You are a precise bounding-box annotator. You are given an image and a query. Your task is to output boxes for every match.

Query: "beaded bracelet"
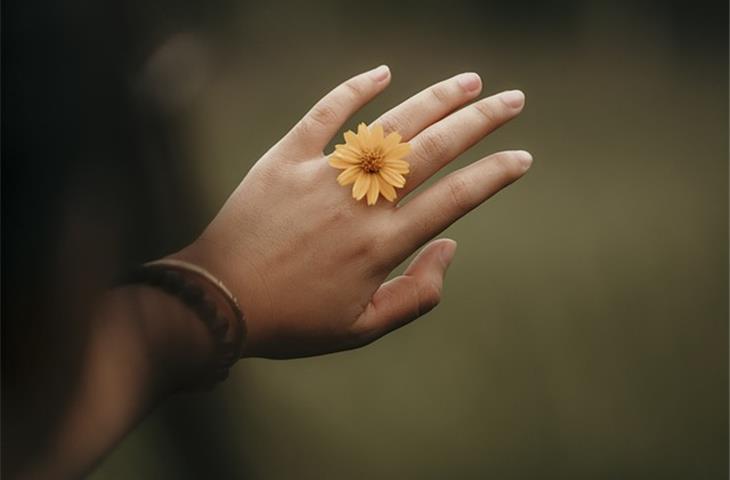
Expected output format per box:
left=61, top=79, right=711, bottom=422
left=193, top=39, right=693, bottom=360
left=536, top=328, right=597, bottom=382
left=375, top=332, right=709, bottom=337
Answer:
left=120, top=259, right=246, bottom=389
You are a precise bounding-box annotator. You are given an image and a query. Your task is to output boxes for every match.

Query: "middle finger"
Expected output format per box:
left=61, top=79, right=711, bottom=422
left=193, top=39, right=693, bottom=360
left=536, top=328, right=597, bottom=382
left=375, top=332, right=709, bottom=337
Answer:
left=373, top=72, right=483, bottom=141
left=397, top=89, right=526, bottom=198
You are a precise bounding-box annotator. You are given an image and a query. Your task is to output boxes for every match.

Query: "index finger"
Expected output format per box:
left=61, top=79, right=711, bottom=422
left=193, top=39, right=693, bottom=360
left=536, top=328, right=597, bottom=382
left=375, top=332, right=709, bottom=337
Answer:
left=283, top=65, right=392, bottom=154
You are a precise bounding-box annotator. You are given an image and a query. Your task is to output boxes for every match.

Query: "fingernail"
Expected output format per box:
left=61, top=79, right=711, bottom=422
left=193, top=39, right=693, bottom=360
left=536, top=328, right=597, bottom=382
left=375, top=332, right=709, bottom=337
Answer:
left=456, top=72, right=481, bottom=93
left=500, top=89, right=525, bottom=108
left=369, top=65, right=390, bottom=82
left=513, top=150, right=533, bottom=171
left=440, top=239, right=458, bottom=269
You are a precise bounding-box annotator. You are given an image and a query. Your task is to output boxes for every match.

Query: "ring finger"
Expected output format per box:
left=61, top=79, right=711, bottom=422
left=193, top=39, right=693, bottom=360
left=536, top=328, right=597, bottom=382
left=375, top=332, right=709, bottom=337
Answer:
left=397, top=89, right=526, bottom=198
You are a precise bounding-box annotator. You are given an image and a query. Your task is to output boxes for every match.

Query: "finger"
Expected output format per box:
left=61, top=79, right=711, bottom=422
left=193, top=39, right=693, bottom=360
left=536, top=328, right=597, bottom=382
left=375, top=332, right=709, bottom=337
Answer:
left=395, top=150, right=532, bottom=256
left=372, top=72, right=483, bottom=141
left=352, top=239, right=457, bottom=343
left=398, top=89, right=525, bottom=197
left=284, top=65, right=392, bottom=154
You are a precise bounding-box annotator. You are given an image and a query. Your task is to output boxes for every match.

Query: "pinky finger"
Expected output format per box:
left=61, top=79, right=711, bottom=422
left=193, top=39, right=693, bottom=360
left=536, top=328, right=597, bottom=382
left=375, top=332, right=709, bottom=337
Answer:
left=394, top=150, right=533, bottom=257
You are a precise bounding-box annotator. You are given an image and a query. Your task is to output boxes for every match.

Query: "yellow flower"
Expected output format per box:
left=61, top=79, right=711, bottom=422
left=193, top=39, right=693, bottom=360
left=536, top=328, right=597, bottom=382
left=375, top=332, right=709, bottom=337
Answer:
left=329, top=122, right=411, bottom=205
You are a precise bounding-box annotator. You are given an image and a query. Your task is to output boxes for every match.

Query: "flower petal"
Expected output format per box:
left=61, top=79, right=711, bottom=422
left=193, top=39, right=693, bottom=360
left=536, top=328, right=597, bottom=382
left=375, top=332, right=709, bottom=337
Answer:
left=352, top=172, right=371, bottom=200
left=377, top=175, right=397, bottom=201
left=370, top=123, right=384, bottom=145
left=384, top=159, right=410, bottom=174
left=331, top=122, right=413, bottom=205
left=379, top=167, right=406, bottom=188
left=335, top=143, right=361, bottom=158
left=382, top=131, right=402, bottom=152
left=383, top=143, right=411, bottom=162
left=343, top=131, right=361, bottom=149
left=337, top=166, right=361, bottom=185
left=366, top=174, right=380, bottom=205
left=357, top=123, right=371, bottom=148
left=329, top=155, right=359, bottom=169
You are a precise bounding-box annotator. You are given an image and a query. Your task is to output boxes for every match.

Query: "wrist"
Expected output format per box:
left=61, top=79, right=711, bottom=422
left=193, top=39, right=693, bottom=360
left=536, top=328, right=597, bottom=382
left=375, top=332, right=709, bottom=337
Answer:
left=103, top=284, right=216, bottom=393
left=169, top=237, right=263, bottom=357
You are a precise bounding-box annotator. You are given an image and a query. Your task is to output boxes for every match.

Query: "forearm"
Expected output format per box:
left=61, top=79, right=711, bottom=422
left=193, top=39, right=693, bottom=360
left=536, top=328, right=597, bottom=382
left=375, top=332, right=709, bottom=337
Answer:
left=19, top=285, right=215, bottom=479
left=14, top=66, right=530, bottom=478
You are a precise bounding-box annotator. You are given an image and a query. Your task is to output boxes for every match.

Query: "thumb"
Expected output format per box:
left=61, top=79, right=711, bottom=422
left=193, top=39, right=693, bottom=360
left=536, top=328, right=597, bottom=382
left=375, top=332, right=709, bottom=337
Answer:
left=353, top=238, right=457, bottom=344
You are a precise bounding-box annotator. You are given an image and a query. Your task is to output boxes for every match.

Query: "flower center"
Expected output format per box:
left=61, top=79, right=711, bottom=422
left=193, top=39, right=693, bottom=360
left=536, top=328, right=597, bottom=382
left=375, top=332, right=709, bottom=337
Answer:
left=360, top=149, right=384, bottom=173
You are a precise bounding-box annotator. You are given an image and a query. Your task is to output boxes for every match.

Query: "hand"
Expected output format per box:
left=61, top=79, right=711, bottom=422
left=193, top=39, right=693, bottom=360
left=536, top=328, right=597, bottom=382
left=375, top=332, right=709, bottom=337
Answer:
left=174, top=65, right=531, bottom=358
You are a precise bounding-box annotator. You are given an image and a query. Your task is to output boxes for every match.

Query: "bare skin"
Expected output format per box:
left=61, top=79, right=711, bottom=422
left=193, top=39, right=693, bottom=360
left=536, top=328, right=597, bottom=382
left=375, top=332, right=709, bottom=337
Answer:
left=21, top=66, right=531, bottom=479
left=175, top=65, right=531, bottom=358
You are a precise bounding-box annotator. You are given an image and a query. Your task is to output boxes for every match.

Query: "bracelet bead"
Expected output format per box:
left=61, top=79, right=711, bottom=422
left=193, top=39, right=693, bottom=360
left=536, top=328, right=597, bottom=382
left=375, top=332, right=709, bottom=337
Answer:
left=118, top=259, right=246, bottom=389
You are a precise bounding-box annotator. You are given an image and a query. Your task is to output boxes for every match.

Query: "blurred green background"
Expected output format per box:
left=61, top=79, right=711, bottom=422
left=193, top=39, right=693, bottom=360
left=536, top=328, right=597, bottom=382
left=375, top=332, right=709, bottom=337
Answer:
left=91, top=1, right=727, bottom=478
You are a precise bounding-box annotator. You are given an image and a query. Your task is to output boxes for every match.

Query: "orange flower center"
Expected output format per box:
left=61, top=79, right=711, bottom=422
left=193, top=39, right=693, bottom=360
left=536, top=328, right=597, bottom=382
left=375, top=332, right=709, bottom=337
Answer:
left=359, top=148, right=384, bottom=173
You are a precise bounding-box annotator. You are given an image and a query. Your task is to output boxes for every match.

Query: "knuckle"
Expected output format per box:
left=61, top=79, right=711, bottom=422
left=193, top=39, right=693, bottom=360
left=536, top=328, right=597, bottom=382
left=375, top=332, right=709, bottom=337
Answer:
left=342, top=79, right=366, bottom=100
left=327, top=203, right=355, bottom=224
left=429, top=83, right=452, bottom=105
left=378, top=112, right=410, bottom=135
left=473, top=99, right=500, bottom=124
left=446, top=174, right=474, bottom=212
left=365, top=233, right=390, bottom=266
left=348, top=229, right=386, bottom=268
left=418, top=280, right=442, bottom=314
left=419, top=129, right=451, bottom=160
left=307, top=101, right=340, bottom=129
left=348, top=306, right=378, bottom=343
left=410, top=206, right=438, bottom=237
left=349, top=237, right=372, bottom=261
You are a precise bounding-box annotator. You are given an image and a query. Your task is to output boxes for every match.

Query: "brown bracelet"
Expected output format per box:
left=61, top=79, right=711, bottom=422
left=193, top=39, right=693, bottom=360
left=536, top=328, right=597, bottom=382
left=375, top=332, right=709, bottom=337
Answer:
left=120, top=259, right=246, bottom=389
